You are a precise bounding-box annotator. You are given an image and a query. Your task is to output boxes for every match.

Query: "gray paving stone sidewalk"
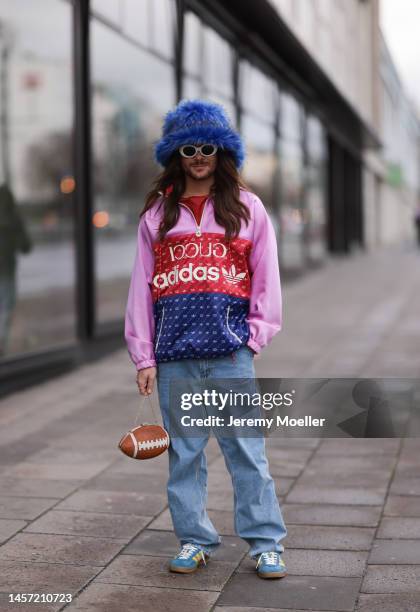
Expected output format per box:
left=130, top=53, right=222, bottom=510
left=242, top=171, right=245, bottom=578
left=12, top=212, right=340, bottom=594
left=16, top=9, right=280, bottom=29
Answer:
left=0, top=243, right=420, bottom=611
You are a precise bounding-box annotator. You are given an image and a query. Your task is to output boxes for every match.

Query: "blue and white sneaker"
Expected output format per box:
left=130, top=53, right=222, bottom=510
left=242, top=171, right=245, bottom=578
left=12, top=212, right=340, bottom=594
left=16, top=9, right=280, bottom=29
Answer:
left=255, top=551, right=287, bottom=579
left=169, top=543, right=210, bottom=574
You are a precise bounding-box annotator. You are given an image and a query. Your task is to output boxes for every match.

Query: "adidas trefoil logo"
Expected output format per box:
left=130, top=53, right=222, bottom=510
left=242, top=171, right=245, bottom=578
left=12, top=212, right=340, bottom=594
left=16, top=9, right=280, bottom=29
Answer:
left=222, top=264, right=246, bottom=284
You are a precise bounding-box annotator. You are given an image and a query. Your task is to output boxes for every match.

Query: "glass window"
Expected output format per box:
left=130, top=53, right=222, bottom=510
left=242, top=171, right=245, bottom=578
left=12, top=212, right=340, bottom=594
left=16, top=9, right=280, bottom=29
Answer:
left=92, top=0, right=175, bottom=60
left=239, top=60, right=277, bottom=123
left=278, top=92, right=305, bottom=271
left=183, top=13, right=234, bottom=102
left=238, top=68, right=279, bottom=258
left=183, top=75, right=204, bottom=100
left=0, top=0, right=75, bottom=359
left=202, top=27, right=233, bottom=100
left=281, top=91, right=303, bottom=141
left=91, top=0, right=123, bottom=26
left=123, top=0, right=150, bottom=48
left=307, top=114, right=325, bottom=159
left=305, top=114, right=327, bottom=262
left=91, top=18, right=175, bottom=327
left=150, top=0, right=175, bottom=60
left=183, top=11, right=202, bottom=78
left=241, top=114, right=277, bottom=215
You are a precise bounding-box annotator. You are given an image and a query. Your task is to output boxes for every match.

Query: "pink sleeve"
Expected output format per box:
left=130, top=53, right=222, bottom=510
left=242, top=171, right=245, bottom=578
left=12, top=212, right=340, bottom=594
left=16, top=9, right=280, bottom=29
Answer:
left=246, top=193, right=282, bottom=354
left=124, top=213, right=157, bottom=370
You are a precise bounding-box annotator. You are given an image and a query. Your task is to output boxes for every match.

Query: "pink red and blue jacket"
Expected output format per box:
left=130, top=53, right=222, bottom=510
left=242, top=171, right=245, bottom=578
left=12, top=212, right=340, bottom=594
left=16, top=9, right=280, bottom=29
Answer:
left=124, top=188, right=282, bottom=370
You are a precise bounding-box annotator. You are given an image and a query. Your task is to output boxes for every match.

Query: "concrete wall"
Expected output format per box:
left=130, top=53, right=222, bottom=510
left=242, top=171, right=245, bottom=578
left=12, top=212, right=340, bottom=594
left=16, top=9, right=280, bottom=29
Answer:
left=378, top=33, right=420, bottom=246
left=269, top=0, right=378, bottom=125
left=270, top=0, right=420, bottom=249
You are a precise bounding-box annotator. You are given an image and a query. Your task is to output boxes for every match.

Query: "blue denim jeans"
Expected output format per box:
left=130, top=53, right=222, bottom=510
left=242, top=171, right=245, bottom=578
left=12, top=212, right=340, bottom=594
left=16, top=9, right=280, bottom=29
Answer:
left=156, top=345, right=287, bottom=558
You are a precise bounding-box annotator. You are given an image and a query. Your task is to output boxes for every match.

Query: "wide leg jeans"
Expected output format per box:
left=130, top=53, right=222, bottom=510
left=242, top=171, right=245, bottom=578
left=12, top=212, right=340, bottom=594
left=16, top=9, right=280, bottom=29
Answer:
left=156, top=345, right=287, bottom=558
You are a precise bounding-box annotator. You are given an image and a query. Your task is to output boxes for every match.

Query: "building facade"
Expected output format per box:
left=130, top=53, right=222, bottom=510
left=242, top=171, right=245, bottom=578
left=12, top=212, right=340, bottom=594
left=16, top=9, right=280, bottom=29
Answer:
left=0, top=0, right=386, bottom=391
left=375, top=33, right=420, bottom=246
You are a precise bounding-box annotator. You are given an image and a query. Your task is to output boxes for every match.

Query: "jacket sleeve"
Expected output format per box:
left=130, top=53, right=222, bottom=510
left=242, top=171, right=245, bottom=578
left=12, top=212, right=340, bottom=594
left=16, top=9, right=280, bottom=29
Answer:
left=246, top=193, right=282, bottom=354
left=124, top=213, right=157, bottom=370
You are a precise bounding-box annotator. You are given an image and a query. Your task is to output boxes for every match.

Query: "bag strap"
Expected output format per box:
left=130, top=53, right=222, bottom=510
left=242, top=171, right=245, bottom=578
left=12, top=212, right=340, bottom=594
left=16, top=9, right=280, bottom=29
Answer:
left=134, top=392, right=159, bottom=428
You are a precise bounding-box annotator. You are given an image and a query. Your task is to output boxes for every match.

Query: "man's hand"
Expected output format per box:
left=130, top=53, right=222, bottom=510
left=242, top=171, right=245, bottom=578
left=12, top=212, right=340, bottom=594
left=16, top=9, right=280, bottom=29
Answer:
left=136, top=366, right=157, bottom=396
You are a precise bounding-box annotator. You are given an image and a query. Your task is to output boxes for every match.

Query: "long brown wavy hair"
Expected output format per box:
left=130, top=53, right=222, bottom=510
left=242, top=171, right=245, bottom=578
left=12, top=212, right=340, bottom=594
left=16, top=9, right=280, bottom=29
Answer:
left=141, top=149, right=251, bottom=241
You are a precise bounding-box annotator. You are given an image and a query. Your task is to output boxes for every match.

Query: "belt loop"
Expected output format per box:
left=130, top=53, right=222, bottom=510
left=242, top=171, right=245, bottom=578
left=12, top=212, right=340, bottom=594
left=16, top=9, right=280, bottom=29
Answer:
left=231, top=351, right=236, bottom=362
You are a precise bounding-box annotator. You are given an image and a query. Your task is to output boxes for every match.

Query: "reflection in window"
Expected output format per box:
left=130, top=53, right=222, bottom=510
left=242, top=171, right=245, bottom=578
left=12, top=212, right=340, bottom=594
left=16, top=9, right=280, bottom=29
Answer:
left=0, top=0, right=75, bottom=359
left=91, top=0, right=122, bottom=26
left=241, top=114, right=277, bottom=217
left=279, top=92, right=305, bottom=272
left=91, top=18, right=175, bottom=326
left=183, top=12, right=233, bottom=102
left=183, top=75, right=204, bottom=100
left=239, top=66, right=281, bottom=266
left=306, top=114, right=327, bottom=262
left=91, top=0, right=175, bottom=60
left=123, top=0, right=150, bottom=48
left=239, top=60, right=277, bottom=123
left=281, top=92, right=303, bottom=141
left=183, top=11, right=202, bottom=78
left=149, top=0, right=175, bottom=59
left=202, top=28, right=233, bottom=100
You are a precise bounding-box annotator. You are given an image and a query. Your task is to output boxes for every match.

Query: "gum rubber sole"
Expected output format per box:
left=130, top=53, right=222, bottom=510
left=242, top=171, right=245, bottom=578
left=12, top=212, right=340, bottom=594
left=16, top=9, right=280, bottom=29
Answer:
left=257, top=570, right=287, bottom=579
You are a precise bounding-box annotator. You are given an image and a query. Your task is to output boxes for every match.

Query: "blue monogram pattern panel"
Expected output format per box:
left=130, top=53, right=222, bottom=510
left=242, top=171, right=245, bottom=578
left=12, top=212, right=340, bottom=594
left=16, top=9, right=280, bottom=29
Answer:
left=153, top=293, right=250, bottom=362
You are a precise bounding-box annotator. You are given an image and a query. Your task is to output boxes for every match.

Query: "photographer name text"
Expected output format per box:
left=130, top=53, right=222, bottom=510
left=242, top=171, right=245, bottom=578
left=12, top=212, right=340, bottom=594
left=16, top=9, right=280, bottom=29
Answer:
left=180, top=415, right=326, bottom=428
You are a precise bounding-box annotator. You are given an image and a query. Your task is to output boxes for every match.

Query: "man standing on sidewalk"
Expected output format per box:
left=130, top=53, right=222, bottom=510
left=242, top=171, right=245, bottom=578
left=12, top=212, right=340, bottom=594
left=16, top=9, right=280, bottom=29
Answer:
left=125, top=98, right=287, bottom=579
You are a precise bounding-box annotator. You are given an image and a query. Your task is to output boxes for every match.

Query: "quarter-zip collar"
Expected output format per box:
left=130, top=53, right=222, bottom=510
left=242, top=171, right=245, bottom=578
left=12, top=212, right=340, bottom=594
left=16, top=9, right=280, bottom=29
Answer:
left=179, top=196, right=210, bottom=237
left=178, top=195, right=233, bottom=283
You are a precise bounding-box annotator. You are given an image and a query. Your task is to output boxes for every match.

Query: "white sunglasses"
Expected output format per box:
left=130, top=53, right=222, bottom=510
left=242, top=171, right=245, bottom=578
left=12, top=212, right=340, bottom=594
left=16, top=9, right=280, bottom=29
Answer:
left=178, top=144, right=218, bottom=158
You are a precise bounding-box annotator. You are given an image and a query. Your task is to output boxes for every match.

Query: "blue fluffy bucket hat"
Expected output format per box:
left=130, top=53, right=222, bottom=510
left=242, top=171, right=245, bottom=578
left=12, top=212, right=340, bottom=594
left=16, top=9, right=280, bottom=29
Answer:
left=154, top=98, right=245, bottom=170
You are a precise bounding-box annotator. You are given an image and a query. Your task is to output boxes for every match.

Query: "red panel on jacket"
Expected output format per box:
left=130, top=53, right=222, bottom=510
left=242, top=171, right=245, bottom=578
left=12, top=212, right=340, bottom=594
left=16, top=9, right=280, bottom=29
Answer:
left=151, top=232, right=252, bottom=302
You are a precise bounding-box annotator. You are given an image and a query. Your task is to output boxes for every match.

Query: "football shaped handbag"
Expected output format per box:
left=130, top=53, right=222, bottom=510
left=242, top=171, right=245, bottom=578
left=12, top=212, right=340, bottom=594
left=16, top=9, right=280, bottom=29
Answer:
left=118, top=393, right=170, bottom=460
